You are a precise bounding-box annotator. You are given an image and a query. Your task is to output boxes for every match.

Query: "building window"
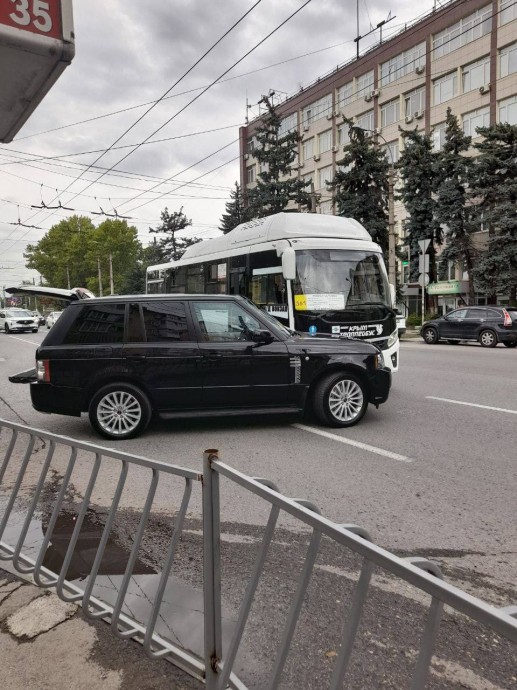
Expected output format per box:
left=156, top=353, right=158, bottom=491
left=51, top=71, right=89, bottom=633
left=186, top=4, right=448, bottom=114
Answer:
left=337, top=123, right=351, bottom=147
left=318, top=130, right=332, bottom=154
left=319, top=199, right=333, bottom=215
left=381, top=140, right=400, bottom=164
left=501, top=0, right=517, bottom=25
left=356, top=110, right=374, bottom=132
left=432, top=122, right=447, bottom=150
left=404, top=87, right=425, bottom=117
left=278, top=113, right=297, bottom=136
left=433, top=5, right=492, bottom=59
left=303, top=138, right=314, bottom=161
left=462, top=56, right=490, bottom=92
left=302, top=172, right=313, bottom=187
left=317, top=165, right=333, bottom=190
left=302, top=94, right=332, bottom=126
left=356, top=70, right=374, bottom=98
left=381, top=98, right=400, bottom=128
left=462, top=107, right=490, bottom=136
left=380, top=42, right=426, bottom=86
left=433, top=72, right=458, bottom=105
left=498, top=95, right=517, bottom=124
left=337, top=81, right=353, bottom=110
left=500, top=42, right=517, bottom=78
left=246, top=166, right=256, bottom=184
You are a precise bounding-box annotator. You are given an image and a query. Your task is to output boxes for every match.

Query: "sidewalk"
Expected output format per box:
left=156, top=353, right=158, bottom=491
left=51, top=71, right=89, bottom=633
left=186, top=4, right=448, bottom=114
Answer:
left=400, top=328, right=422, bottom=341
left=0, top=569, right=200, bottom=690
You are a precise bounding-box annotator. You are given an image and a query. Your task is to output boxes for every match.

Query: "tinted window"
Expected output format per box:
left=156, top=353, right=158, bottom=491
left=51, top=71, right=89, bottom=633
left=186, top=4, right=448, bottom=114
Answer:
left=142, top=301, right=190, bottom=342
left=466, top=308, right=487, bottom=318
left=449, top=309, right=468, bottom=319
left=192, top=301, right=261, bottom=342
left=487, top=308, right=502, bottom=319
left=64, top=304, right=125, bottom=344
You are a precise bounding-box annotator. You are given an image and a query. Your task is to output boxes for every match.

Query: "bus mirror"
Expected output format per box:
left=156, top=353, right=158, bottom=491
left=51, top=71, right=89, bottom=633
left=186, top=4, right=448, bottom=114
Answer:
left=282, top=247, right=296, bottom=281
left=389, top=283, right=396, bottom=308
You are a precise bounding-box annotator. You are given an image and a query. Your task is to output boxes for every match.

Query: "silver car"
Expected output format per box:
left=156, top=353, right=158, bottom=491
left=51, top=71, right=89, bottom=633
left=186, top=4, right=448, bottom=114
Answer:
left=0, top=308, right=39, bottom=333
left=46, top=311, right=63, bottom=329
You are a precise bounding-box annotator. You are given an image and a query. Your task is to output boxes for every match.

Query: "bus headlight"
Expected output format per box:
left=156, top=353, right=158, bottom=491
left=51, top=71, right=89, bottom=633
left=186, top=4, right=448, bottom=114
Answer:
left=387, top=328, right=398, bottom=348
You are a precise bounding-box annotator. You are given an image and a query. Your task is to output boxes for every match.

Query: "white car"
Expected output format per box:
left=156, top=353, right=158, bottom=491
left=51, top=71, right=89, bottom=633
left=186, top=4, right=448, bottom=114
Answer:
left=0, top=308, right=39, bottom=333
left=46, top=311, right=63, bottom=329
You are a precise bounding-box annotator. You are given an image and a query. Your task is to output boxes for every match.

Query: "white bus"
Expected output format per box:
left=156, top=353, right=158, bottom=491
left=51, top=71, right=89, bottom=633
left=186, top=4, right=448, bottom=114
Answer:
left=146, top=213, right=399, bottom=371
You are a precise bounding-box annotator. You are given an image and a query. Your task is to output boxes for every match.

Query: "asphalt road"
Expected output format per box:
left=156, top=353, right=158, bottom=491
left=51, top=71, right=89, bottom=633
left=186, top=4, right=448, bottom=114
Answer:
left=1, top=331, right=516, bottom=688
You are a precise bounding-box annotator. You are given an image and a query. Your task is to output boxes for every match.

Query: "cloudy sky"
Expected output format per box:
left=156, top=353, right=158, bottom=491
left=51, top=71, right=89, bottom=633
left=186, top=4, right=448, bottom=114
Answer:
left=0, top=0, right=440, bottom=288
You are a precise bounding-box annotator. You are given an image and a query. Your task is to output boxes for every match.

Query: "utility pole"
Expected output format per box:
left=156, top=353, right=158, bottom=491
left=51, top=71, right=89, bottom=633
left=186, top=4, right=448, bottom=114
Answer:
left=388, top=168, right=396, bottom=288
left=66, top=265, right=71, bottom=289
left=97, top=257, right=103, bottom=297
left=109, top=253, right=114, bottom=295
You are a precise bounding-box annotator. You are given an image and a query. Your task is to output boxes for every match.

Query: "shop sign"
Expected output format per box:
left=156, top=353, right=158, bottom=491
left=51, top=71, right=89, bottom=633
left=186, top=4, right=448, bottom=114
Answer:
left=427, top=281, right=462, bottom=295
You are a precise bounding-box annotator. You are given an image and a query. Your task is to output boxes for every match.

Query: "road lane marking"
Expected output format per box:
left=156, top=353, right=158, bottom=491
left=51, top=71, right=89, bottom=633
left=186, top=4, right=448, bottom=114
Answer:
left=427, top=396, right=517, bottom=415
left=292, top=423, right=413, bottom=463
left=7, top=335, right=40, bottom=346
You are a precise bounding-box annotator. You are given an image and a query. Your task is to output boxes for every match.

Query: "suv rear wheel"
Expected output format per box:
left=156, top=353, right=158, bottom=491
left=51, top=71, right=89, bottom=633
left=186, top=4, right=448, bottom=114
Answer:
left=479, top=330, right=497, bottom=348
left=89, top=383, right=152, bottom=440
left=313, top=372, right=368, bottom=427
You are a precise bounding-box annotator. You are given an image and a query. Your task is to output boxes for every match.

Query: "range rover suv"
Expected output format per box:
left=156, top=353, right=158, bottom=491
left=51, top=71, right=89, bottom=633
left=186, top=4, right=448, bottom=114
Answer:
left=8, top=288, right=391, bottom=440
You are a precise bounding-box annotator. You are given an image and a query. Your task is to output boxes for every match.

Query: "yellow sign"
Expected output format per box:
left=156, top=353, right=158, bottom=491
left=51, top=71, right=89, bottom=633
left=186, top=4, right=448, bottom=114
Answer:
left=294, top=295, right=307, bottom=310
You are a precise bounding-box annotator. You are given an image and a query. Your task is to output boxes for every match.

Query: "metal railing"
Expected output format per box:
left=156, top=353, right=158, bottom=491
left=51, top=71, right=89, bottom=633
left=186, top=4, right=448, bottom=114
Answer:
left=1, top=419, right=516, bottom=690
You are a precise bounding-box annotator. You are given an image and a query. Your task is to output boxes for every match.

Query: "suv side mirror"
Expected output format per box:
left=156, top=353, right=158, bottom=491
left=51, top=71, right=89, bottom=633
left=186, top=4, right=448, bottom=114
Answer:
left=252, top=329, right=274, bottom=344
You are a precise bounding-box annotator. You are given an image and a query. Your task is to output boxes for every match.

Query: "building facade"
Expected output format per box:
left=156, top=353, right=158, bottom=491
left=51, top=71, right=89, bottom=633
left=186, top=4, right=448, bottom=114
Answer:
left=239, top=0, right=517, bottom=314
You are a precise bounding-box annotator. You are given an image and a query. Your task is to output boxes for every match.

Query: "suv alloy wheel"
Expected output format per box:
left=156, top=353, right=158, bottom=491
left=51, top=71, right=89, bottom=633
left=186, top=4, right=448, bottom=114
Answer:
left=313, top=372, right=368, bottom=427
left=89, top=383, right=152, bottom=440
left=422, top=327, right=438, bottom=344
left=479, top=330, right=497, bottom=348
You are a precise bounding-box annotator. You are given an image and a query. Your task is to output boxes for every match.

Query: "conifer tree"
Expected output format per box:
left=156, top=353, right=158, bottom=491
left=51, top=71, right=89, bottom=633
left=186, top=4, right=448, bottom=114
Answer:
left=434, top=108, right=477, bottom=304
left=246, top=95, right=311, bottom=217
left=149, top=207, right=202, bottom=262
left=330, top=120, right=390, bottom=255
left=219, top=182, right=249, bottom=233
left=469, top=123, right=517, bottom=305
left=397, top=127, right=441, bottom=286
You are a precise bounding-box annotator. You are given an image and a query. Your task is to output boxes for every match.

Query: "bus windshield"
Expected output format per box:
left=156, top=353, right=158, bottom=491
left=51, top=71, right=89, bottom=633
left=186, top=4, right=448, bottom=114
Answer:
left=294, top=249, right=391, bottom=311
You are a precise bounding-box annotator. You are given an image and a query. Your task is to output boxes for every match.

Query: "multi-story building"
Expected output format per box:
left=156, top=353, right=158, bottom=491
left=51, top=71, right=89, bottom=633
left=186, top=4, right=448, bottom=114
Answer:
left=239, top=0, right=517, bottom=313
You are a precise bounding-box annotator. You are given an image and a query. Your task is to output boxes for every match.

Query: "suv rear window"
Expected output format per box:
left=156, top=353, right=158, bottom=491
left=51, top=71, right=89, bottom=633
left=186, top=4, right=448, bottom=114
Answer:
left=63, top=304, right=125, bottom=344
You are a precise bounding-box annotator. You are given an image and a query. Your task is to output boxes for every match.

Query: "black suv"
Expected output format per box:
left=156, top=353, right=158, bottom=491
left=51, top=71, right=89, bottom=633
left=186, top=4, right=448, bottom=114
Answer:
left=421, top=306, right=517, bottom=348
left=8, top=291, right=391, bottom=440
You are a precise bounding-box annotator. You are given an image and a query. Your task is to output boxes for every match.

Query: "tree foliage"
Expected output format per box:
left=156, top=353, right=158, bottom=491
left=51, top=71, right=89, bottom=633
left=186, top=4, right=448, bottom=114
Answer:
left=246, top=95, right=311, bottom=217
left=434, top=108, right=477, bottom=303
left=330, top=120, right=390, bottom=255
left=397, top=128, right=441, bottom=284
left=219, top=182, right=249, bottom=233
left=149, top=207, right=202, bottom=262
left=469, top=123, right=517, bottom=304
left=24, top=216, right=142, bottom=294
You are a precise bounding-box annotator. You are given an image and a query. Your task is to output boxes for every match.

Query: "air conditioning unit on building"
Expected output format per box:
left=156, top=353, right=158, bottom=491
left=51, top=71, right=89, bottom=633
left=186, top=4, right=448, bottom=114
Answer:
left=244, top=153, right=249, bottom=160
left=415, top=65, right=425, bottom=75
left=326, top=112, right=334, bottom=120
left=479, top=84, right=490, bottom=94
left=405, top=115, right=414, bottom=124
left=313, top=154, right=320, bottom=161
left=414, top=110, right=424, bottom=119
left=372, top=89, right=380, bottom=98
left=374, top=127, right=382, bottom=135
left=331, top=145, right=339, bottom=153
left=364, top=93, right=373, bottom=103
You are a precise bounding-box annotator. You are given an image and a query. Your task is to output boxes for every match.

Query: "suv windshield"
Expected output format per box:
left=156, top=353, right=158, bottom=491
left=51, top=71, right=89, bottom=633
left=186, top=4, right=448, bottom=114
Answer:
left=294, top=249, right=391, bottom=311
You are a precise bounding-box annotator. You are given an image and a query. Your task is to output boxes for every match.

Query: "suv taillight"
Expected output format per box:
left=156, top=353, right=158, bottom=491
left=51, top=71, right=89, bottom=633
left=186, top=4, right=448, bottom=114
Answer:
left=502, top=308, right=512, bottom=327
left=36, top=360, right=50, bottom=382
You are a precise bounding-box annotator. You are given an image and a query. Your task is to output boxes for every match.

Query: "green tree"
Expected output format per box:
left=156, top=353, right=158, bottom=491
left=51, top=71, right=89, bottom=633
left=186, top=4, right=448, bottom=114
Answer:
left=86, top=219, right=142, bottom=295
left=433, top=108, right=477, bottom=304
left=149, top=207, right=202, bottom=261
left=397, top=128, right=441, bottom=288
left=119, top=241, right=165, bottom=295
left=24, top=215, right=95, bottom=288
left=469, top=123, right=517, bottom=305
left=246, top=95, right=311, bottom=217
left=219, top=182, right=249, bottom=233
left=330, top=120, right=390, bottom=255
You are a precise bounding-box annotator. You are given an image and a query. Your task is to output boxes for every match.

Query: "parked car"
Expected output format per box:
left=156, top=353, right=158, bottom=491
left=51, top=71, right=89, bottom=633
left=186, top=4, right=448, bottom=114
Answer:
left=46, top=311, right=63, bottom=329
left=7, top=288, right=392, bottom=440
left=421, top=306, right=517, bottom=348
left=0, top=308, right=39, bottom=333
left=32, top=311, right=46, bottom=326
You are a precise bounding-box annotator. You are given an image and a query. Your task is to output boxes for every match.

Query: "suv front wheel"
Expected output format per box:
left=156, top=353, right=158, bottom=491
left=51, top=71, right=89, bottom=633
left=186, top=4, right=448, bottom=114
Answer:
left=89, top=383, right=152, bottom=440
left=313, top=372, right=368, bottom=427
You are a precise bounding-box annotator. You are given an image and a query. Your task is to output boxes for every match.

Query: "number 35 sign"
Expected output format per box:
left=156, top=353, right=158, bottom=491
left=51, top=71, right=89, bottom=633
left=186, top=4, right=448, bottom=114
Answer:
left=0, top=0, right=62, bottom=40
